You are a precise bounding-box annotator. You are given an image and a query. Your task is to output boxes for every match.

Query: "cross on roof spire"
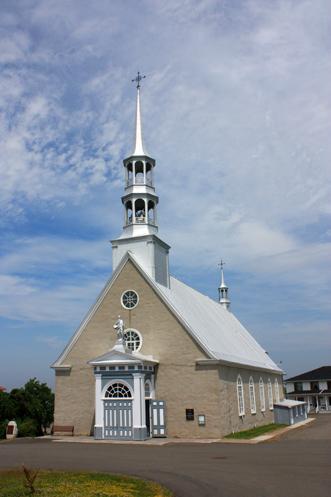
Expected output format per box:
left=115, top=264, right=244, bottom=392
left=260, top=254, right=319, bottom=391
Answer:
left=218, top=260, right=226, bottom=271
left=132, top=71, right=146, bottom=89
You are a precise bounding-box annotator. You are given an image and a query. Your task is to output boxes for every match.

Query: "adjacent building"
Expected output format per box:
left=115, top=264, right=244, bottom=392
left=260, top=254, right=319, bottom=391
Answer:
left=52, top=77, right=284, bottom=440
left=285, top=366, right=331, bottom=413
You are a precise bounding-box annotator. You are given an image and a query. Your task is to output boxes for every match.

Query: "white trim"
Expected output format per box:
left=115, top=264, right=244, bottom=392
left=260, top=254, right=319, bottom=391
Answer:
left=95, top=374, right=103, bottom=429
left=144, top=379, right=153, bottom=399
left=237, top=375, right=245, bottom=416
left=121, top=289, right=139, bottom=310
left=249, top=376, right=256, bottom=414
left=52, top=365, right=72, bottom=372
left=259, top=377, right=266, bottom=412
left=123, top=328, right=143, bottom=353
left=102, top=379, right=134, bottom=399
left=267, top=378, right=273, bottom=410
left=132, top=373, right=146, bottom=429
left=274, top=378, right=280, bottom=403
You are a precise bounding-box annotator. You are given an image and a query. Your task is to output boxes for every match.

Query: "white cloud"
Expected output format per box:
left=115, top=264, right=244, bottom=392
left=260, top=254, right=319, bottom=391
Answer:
left=0, top=0, right=330, bottom=386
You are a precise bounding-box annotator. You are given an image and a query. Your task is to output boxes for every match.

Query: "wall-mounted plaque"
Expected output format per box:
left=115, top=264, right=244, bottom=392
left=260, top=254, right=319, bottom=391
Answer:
left=186, top=408, right=194, bottom=421
left=198, top=414, right=206, bottom=426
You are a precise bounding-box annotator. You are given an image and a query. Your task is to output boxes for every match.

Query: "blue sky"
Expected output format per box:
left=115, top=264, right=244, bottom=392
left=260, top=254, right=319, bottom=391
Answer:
left=0, top=0, right=330, bottom=390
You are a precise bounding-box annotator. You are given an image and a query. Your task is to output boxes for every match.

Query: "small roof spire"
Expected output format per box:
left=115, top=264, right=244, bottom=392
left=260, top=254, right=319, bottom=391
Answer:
left=131, top=72, right=147, bottom=156
left=218, top=260, right=231, bottom=310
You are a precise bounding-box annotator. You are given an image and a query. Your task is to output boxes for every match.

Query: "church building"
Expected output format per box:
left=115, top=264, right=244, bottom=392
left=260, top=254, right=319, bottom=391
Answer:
left=52, top=75, right=284, bottom=440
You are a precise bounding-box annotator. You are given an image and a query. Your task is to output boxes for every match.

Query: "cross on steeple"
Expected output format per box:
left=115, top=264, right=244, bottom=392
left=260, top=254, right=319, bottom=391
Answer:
left=132, top=71, right=146, bottom=89
left=218, top=260, right=226, bottom=271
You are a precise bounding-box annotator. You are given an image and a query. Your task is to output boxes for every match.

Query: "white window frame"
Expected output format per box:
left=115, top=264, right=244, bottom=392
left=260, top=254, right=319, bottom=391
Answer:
left=267, top=379, right=273, bottom=410
left=121, top=289, right=139, bottom=310
left=123, top=328, right=142, bottom=353
left=249, top=377, right=256, bottom=414
left=237, top=375, right=245, bottom=416
left=274, top=378, right=280, bottom=403
left=103, top=380, right=133, bottom=399
left=144, top=379, right=152, bottom=399
left=259, top=378, right=266, bottom=412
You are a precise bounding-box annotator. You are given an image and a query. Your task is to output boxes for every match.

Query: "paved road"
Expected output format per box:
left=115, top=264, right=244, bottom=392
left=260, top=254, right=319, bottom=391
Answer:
left=0, top=416, right=330, bottom=497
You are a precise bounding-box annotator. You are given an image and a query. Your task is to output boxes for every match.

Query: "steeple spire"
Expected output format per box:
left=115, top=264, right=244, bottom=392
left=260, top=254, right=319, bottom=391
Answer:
left=132, top=72, right=147, bottom=157
left=111, top=73, right=170, bottom=288
left=218, top=261, right=231, bottom=310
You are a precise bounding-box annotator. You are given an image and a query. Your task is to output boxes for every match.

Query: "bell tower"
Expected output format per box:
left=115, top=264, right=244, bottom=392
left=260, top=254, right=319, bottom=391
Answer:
left=111, top=73, right=170, bottom=287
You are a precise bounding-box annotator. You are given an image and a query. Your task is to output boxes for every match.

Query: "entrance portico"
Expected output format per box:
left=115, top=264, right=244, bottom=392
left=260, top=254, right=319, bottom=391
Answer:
left=89, top=337, right=160, bottom=441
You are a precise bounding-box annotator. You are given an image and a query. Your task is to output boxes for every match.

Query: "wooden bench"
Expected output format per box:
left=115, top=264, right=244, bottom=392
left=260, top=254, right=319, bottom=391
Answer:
left=52, top=425, right=74, bottom=436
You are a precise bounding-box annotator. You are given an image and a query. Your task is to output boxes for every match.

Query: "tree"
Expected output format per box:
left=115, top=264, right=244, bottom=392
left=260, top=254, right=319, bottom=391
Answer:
left=22, top=378, right=54, bottom=435
left=0, top=379, right=54, bottom=437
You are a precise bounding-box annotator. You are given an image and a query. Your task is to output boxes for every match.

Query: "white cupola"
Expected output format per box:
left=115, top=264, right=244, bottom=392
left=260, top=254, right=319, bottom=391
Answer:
left=111, top=73, right=170, bottom=287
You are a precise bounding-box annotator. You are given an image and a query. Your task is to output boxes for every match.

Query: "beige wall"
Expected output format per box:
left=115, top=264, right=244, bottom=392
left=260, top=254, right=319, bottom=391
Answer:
left=219, top=365, right=284, bottom=435
left=54, top=259, right=283, bottom=437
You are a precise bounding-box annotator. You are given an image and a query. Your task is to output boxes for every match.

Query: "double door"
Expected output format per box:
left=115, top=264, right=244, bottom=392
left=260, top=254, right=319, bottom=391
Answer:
left=104, top=400, right=133, bottom=439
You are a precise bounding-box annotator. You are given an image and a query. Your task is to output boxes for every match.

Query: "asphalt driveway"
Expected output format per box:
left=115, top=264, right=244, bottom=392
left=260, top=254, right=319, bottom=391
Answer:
left=0, top=415, right=330, bottom=497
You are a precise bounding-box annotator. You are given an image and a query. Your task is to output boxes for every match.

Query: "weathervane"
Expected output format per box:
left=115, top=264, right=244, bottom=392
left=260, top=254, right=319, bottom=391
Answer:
left=132, top=71, right=146, bottom=89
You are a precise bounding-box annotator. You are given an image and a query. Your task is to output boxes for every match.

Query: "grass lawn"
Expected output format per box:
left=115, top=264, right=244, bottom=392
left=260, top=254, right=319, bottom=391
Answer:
left=224, top=423, right=287, bottom=439
left=0, top=469, right=173, bottom=497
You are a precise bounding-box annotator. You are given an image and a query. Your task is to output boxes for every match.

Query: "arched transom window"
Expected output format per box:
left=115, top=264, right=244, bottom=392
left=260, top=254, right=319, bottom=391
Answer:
left=267, top=379, right=273, bottom=410
left=237, top=375, right=245, bottom=416
left=249, top=377, right=256, bottom=414
left=259, top=378, right=266, bottom=412
left=124, top=329, right=142, bottom=352
left=104, top=383, right=132, bottom=399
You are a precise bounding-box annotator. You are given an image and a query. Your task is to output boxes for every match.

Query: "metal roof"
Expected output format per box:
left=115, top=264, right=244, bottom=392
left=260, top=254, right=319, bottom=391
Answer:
left=52, top=252, right=281, bottom=373
left=274, top=399, right=306, bottom=408
left=285, top=366, right=331, bottom=382
left=155, top=275, right=281, bottom=373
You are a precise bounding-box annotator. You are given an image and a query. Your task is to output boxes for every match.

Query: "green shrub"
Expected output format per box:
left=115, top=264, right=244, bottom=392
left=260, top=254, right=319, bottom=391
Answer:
left=0, top=420, right=8, bottom=439
left=18, top=418, right=39, bottom=438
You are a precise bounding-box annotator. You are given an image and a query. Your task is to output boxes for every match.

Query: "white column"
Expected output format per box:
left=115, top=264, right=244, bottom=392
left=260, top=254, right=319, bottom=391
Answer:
left=95, top=374, right=103, bottom=428
left=132, top=373, right=146, bottom=429
left=143, top=161, right=146, bottom=184
left=133, top=161, right=136, bottom=185
left=144, top=199, right=148, bottom=223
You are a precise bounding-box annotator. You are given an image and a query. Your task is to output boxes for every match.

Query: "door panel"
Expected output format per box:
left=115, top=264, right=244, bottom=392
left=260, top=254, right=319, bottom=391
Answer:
left=104, top=400, right=133, bottom=439
left=151, top=400, right=166, bottom=437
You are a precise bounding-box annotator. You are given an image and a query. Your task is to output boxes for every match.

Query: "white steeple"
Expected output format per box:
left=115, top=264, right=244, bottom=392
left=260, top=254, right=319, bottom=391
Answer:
left=111, top=73, right=170, bottom=287
left=132, top=76, right=147, bottom=156
left=218, top=261, right=230, bottom=310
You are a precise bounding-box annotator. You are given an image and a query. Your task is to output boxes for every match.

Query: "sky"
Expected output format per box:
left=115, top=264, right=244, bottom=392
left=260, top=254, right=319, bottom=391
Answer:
left=0, top=0, right=330, bottom=390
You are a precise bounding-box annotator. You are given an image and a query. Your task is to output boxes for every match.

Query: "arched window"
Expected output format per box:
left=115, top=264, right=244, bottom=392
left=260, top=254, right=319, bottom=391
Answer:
left=267, top=379, right=273, bottom=410
left=274, top=378, right=280, bottom=403
left=249, top=377, right=256, bottom=414
left=145, top=380, right=152, bottom=398
left=259, top=378, right=265, bottom=412
left=148, top=200, right=155, bottom=224
left=134, top=198, right=146, bottom=223
left=125, top=200, right=133, bottom=225
left=126, top=162, right=133, bottom=186
left=237, top=375, right=245, bottom=416
left=134, top=161, right=144, bottom=184
left=123, top=329, right=142, bottom=352
left=146, top=163, right=152, bottom=185
left=104, top=382, right=132, bottom=399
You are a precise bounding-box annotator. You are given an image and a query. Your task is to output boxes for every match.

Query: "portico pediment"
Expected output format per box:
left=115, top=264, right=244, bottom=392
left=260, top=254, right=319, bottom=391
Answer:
left=88, top=347, right=158, bottom=367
